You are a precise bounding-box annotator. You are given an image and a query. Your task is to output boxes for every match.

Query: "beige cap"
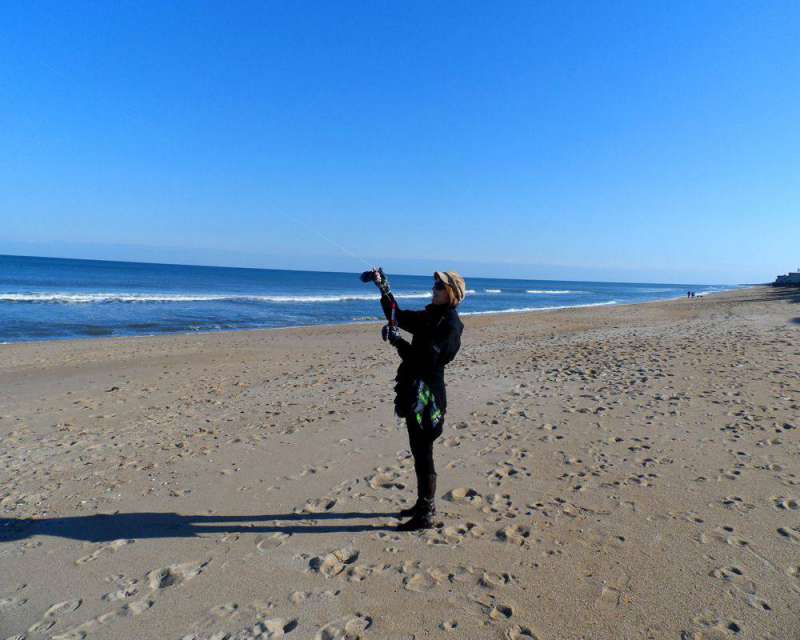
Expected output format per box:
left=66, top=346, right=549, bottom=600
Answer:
left=434, top=271, right=466, bottom=303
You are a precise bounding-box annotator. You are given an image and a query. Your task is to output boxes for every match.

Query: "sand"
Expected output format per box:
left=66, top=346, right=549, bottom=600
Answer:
left=1, top=286, right=798, bottom=640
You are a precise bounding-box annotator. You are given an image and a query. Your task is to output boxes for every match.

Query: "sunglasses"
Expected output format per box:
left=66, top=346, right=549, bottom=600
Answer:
left=433, top=280, right=448, bottom=291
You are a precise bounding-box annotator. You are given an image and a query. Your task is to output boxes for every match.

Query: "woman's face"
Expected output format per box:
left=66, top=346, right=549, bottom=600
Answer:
left=432, top=280, right=450, bottom=305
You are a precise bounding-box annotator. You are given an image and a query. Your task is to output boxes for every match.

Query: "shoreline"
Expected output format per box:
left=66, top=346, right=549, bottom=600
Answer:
left=0, top=286, right=747, bottom=350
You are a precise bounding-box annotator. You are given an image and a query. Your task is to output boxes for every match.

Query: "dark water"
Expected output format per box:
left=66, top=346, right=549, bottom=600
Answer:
left=0, top=254, right=736, bottom=343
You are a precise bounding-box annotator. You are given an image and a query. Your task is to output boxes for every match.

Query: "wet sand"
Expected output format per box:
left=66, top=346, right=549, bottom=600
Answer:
left=1, top=286, right=799, bottom=639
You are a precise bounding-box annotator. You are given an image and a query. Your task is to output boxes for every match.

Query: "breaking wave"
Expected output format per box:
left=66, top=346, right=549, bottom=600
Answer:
left=462, top=301, right=618, bottom=315
left=525, top=289, right=579, bottom=294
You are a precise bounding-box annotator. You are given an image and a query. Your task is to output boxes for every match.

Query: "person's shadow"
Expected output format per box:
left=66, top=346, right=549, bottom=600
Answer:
left=0, top=511, right=398, bottom=543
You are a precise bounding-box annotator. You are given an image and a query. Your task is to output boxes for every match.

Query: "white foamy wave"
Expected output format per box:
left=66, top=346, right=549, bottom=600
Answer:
left=526, top=289, right=579, bottom=294
left=633, top=287, right=679, bottom=293
left=484, top=289, right=501, bottom=293
left=0, top=291, right=435, bottom=304
left=395, top=292, right=436, bottom=299
left=462, top=301, right=617, bottom=316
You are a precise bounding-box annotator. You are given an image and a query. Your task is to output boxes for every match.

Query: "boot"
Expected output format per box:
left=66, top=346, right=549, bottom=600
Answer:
left=396, top=498, right=434, bottom=531
left=398, top=497, right=438, bottom=519
left=397, top=474, right=436, bottom=531
left=398, top=499, right=421, bottom=519
left=398, top=470, right=438, bottom=519
left=397, top=471, right=423, bottom=519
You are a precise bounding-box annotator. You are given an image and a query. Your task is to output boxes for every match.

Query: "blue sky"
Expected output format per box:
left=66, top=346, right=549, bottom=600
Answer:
left=1, top=2, right=798, bottom=284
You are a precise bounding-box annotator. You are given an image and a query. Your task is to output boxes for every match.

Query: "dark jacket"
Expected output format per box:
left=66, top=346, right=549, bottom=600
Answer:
left=380, top=293, right=463, bottom=418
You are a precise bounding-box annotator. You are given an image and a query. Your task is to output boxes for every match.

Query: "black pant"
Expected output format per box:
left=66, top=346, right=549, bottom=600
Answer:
left=405, top=416, right=439, bottom=480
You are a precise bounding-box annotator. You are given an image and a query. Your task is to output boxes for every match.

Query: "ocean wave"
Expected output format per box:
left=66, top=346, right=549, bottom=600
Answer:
left=462, top=301, right=617, bottom=315
left=0, top=291, right=435, bottom=304
left=484, top=288, right=501, bottom=293
left=525, top=289, right=579, bottom=294
left=694, top=289, right=725, bottom=297
left=633, top=287, right=680, bottom=293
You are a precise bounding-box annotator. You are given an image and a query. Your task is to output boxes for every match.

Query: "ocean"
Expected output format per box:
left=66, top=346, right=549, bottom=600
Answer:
left=0, top=254, right=736, bottom=344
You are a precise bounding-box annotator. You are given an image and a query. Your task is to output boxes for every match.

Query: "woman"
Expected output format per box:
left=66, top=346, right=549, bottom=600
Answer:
left=372, top=269, right=465, bottom=531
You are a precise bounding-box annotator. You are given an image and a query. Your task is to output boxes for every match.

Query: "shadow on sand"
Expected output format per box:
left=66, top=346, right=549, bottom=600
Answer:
left=0, top=511, right=399, bottom=543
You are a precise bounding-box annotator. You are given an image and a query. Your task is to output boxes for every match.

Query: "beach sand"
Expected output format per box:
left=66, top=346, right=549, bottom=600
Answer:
left=1, top=286, right=798, bottom=639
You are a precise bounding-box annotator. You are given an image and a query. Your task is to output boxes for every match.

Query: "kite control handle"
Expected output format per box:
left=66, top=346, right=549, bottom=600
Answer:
left=360, top=267, right=391, bottom=296
left=361, top=267, right=398, bottom=341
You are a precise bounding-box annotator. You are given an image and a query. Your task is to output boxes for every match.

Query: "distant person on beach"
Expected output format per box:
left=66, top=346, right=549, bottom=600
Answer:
left=369, top=269, right=465, bottom=531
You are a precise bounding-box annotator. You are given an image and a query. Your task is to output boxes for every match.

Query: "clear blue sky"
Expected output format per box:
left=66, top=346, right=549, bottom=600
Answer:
left=2, top=2, right=798, bottom=284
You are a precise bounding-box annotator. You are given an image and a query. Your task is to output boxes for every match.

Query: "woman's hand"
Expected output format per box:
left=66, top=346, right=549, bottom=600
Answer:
left=382, top=324, right=400, bottom=344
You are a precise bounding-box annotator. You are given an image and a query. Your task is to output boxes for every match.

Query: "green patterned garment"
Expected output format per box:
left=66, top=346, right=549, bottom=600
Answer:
left=414, top=379, right=443, bottom=429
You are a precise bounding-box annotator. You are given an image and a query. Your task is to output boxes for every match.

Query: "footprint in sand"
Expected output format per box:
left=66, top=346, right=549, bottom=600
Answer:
left=289, top=590, right=340, bottom=605
left=26, top=599, right=82, bottom=633
left=315, top=613, right=372, bottom=639
left=679, top=511, right=705, bottom=524
left=443, top=487, right=483, bottom=506
left=403, top=572, right=438, bottom=592
left=0, top=596, right=28, bottom=609
left=147, top=560, right=209, bottom=590
left=442, top=435, right=462, bottom=447
left=118, top=598, right=155, bottom=616
left=301, top=497, right=337, bottom=513
left=488, top=603, right=514, bottom=621
left=42, top=599, right=82, bottom=618
left=308, top=548, right=360, bottom=578
left=721, top=496, right=755, bottom=513
left=709, top=567, right=771, bottom=610
left=246, top=618, right=298, bottom=638
left=495, top=524, right=532, bottom=546
left=686, top=611, right=743, bottom=638
left=777, top=525, right=800, bottom=543
left=699, top=526, right=750, bottom=548
left=504, top=625, right=538, bottom=639
left=51, top=597, right=154, bottom=640
left=442, top=521, right=486, bottom=543
left=185, top=618, right=298, bottom=639
left=487, top=462, right=528, bottom=483
left=257, top=532, right=291, bottom=553
left=101, top=575, right=139, bottom=602
left=208, top=601, right=239, bottom=619
left=367, top=468, right=406, bottom=491
left=484, top=493, right=514, bottom=513
left=710, top=566, right=753, bottom=590
left=480, top=571, right=515, bottom=589
left=75, top=539, right=134, bottom=564
left=402, top=567, right=450, bottom=592
left=771, top=496, right=799, bottom=511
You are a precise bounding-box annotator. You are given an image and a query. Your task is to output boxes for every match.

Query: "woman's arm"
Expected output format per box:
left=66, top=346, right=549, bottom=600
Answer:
left=380, top=292, right=424, bottom=335
left=415, top=321, right=461, bottom=372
